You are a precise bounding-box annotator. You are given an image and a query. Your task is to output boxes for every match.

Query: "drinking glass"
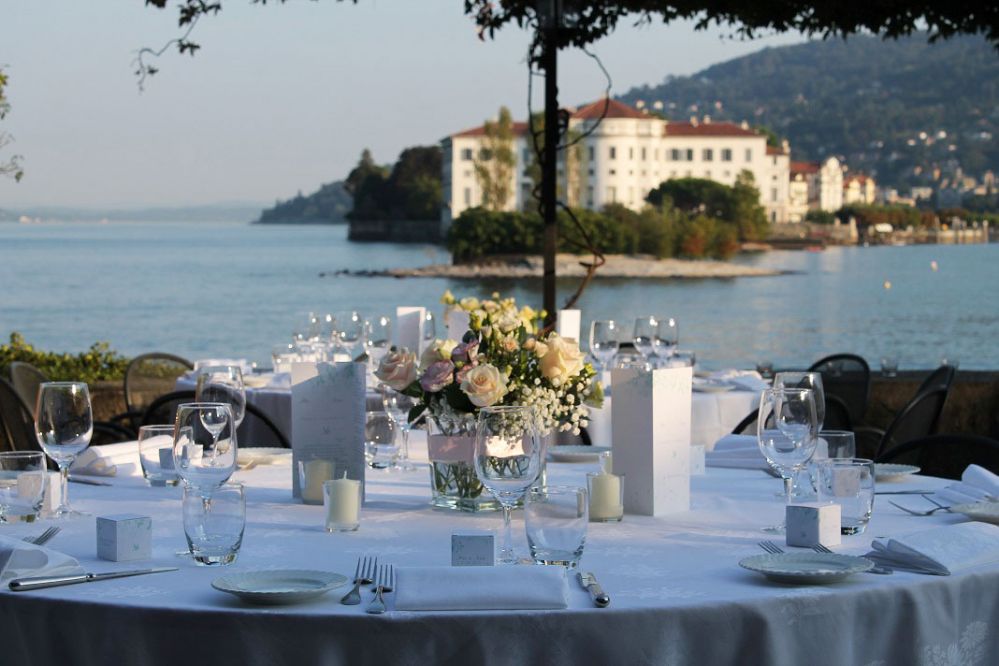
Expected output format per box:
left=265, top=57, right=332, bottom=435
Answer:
left=172, top=402, right=237, bottom=491
left=880, top=356, right=899, bottom=377
left=0, top=451, right=47, bottom=523
left=473, top=405, right=544, bottom=565
left=35, top=382, right=93, bottom=519
left=525, top=486, right=588, bottom=568
left=137, top=425, right=183, bottom=487
left=817, top=458, right=875, bottom=535
left=589, top=320, right=619, bottom=372
left=183, top=482, right=245, bottom=565
left=773, top=371, right=825, bottom=499
left=336, top=311, right=365, bottom=359
left=271, top=343, right=296, bottom=373
left=364, top=412, right=398, bottom=470
left=653, top=317, right=679, bottom=361
left=666, top=350, right=696, bottom=368
left=195, top=365, right=246, bottom=428
left=422, top=311, right=437, bottom=352
left=757, top=387, right=818, bottom=533
left=365, top=315, right=392, bottom=366
left=818, top=430, right=856, bottom=460
left=380, top=384, right=417, bottom=471
left=633, top=316, right=657, bottom=361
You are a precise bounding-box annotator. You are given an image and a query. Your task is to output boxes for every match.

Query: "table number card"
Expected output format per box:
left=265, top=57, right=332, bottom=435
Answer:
left=611, top=367, right=692, bottom=516
left=394, top=306, right=426, bottom=353
left=291, top=362, right=366, bottom=501
left=557, top=309, right=581, bottom=342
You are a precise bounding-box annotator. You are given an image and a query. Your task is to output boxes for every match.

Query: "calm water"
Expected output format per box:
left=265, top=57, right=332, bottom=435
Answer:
left=1, top=221, right=997, bottom=370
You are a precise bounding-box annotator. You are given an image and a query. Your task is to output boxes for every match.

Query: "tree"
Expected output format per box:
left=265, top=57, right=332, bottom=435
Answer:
left=345, top=149, right=389, bottom=221
left=0, top=68, right=24, bottom=182
left=473, top=106, right=516, bottom=211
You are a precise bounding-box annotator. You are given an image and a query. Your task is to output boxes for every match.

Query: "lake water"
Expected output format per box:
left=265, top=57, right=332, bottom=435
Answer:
left=1, top=221, right=996, bottom=371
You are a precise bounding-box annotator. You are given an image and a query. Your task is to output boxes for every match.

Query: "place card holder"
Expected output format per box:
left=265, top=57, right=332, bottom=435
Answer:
left=97, top=514, right=152, bottom=562
left=452, top=530, right=494, bottom=566
left=291, top=362, right=366, bottom=502
left=394, top=306, right=426, bottom=353
left=611, top=366, right=692, bottom=516
left=786, top=503, right=842, bottom=547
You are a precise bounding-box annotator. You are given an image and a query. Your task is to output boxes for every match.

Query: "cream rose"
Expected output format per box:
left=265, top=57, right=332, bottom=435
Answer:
left=419, top=339, right=458, bottom=371
left=374, top=349, right=418, bottom=391
left=495, top=309, right=521, bottom=333
left=460, top=363, right=508, bottom=408
left=539, top=334, right=585, bottom=382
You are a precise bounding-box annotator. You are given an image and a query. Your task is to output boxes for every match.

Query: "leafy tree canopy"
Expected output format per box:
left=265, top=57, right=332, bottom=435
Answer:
left=346, top=146, right=442, bottom=222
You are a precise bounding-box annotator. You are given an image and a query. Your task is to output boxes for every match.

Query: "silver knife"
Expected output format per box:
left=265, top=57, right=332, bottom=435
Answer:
left=9, top=567, right=178, bottom=591
left=875, top=490, right=936, bottom=495
left=68, top=476, right=112, bottom=487
left=577, top=572, right=610, bottom=608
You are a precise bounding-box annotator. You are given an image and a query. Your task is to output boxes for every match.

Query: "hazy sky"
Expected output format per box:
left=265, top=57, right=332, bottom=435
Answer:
left=0, top=1, right=805, bottom=209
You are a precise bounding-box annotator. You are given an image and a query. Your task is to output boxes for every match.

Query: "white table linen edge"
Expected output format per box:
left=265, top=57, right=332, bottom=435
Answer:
left=394, top=566, right=569, bottom=611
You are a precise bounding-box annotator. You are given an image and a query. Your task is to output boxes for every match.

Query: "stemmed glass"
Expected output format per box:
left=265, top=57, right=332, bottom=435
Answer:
left=589, top=320, right=619, bottom=373
left=653, top=317, right=679, bottom=363
left=336, top=310, right=365, bottom=360
left=172, top=403, right=237, bottom=491
left=380, top=384, right=417, bottom=471
left=757, top=387, right=819, bottom=533
left=34, top=382, right=93, bottom=519
left=633, top=316, right=657, bottom=363
left=195, top=366, right=246, bottom=429
left=422, top=311, right=437, bottom=353
left=365, top=315, right=393, bottom=367
left=773, top=371, right=825, bottom=498
left=473, top=405, right=544, bottom=565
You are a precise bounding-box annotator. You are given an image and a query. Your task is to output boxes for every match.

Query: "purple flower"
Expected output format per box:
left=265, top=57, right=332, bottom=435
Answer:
left=451, top=340, right=479, bottom=364
left=420, top=360, right=455, bottom=393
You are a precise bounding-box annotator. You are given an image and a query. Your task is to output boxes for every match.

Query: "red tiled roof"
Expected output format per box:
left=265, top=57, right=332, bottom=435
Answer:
left=664, top=121, right=759, bottom=137
left=572, top=98, right=649, bottom=121
left=766, top=145, right=788, bottom=155
left=791, top=161, right=820, bottom=175
left=845, top=173, right=871, bottom=185
left=452, top=121, right=530, bottom=138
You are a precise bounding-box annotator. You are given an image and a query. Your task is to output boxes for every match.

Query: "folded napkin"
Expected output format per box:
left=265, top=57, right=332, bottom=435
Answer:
left=194, top=358, right=254, bottom=374
left=70, top=444, right=139, bottom=477
left=706, top=434, right=770, bottom=470
left=708, top=370, right=768, bottom=393
left=934, top=465, right=999, bottom=507
left=865, top=522, right=999, bottom=575
left=394, top=566, right=568, bottom=611
left=0, top=535, right=84, bottom=584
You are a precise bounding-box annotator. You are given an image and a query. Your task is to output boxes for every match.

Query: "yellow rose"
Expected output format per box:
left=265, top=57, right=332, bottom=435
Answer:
left=460, top=363, right=508, bottom=408
left=539, top=334, right=585, bottom=382
left=419, top=339, right=458, bottom=371
left=459, top=297, right=481, bottom=311
left=375, top=349, right=418, bottom=391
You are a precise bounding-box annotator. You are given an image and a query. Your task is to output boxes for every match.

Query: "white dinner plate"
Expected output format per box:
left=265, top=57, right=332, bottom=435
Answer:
left=237, top=447, right=292, bottom=466
left=739, top=553, right=874, bottom=584
left=693, top=379, right=734, bottom=393
left=548, top=445, right=611, bottom=463
left=874, top=463, right=921, bottom=481
left=950, top=501, right=999, bottom=525
left=212, top=570, right=348, bottom=605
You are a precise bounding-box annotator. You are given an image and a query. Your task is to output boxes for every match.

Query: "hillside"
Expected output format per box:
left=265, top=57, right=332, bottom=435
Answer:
left=619, top=35, right=999, bottom=190
left=254, top=181, right=351, bottom=225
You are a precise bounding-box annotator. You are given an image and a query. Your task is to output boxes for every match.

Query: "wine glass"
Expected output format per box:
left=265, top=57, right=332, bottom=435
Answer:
left=365, top=315, right=392, bottom=367
left=195, top=365, right=246, bottom=428
left=34, top=382, right=93, bottom=519
left=172, top=403, right=237, bottom=491
left=653, top=317, right=679, bottom=362
left=422, top=311, right=437, bottom=352
left=336, top=310, right=365, bottom=359
left=380, top=384, right=417, bottom=471
left=633, top=316, right=657, bottom=361
left=473, top=405, right=544, bottom=565
left=589, top=320, right=619, bottom=373
left=757, top=387, right=819, bottom=533
left=773, top=371, right=825, bottom=499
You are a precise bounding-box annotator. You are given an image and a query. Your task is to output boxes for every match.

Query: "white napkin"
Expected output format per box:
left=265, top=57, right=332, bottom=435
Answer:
left=705, top=435, right=770, bottom=470
left=933, top=465, right=999, bottom=507
left=865, top=522, right=999, bottom=575
left=394, top=566, right=568, bottom=611
left=708, top=370, right=768, bottom=392
left=0, top=535, right=84, bottom=584
left=70, top=443, right=139, bottom=477
left=194, top=358, right=254, bottom=374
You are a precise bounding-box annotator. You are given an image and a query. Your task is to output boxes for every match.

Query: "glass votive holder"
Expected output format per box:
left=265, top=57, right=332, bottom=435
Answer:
left=816, top=458, right=875, bottom=535
left=587, top=470, right=624, bottom=522
left=879, top=356, right=898, bottom=377
left=525, top=486, right=588, bottom=569
left=0, top=451, right=47, bottom=523
left=667, top=350, right=696, bottom=368
left=323, top=475, right=362, bottom=532
left=183, top=482, right=245, bottom=566
left=818, top=430, right=857, bottom=460
left=137, top=425, right=182, bottom=487
left=298, top=458, right=334, bottom=505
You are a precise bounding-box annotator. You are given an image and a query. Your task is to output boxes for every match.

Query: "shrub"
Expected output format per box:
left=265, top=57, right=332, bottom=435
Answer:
left=0, top=332, right=130, bottom=383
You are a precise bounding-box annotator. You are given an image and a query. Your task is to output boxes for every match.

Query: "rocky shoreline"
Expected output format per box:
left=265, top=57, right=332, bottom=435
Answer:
left=322, top=254, right=785, bottom=280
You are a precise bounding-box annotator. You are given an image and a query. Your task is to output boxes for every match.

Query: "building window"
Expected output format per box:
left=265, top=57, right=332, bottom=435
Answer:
left=587, top=186, right=594, bottom=207
left=522, top=149, right=531, bottom=163
left=609, top=146, right=617, bottom=159
left=705, top=171, right=712, bottom=179
left=588, top=146, right=595, bottom=161
left=641, top=147, right=647, bottom=161
left=461, top=148, right=474, bottom=161
left=606, top=186, right=617, bottom=203
left=609, top=169, right=616, bottom=176
left=654, top=149, right=659, bottom=160
left=588, top=168, right=594, bottom=176
left=771, top=188, right=778, bottom=203
left=629, top=147, right=634, bottom=160
left=721, top=148, right=732, bottom=162
left=703, top=149, right=714, bottom=162
left=628, top=187, right=634, bottom=203
left=745, top=148, right=752, bottom=162
left=463, top=188, right=472, bottom=206
left=685, top=149, right=694, bottom=161
left=670, top=149, right=681, bottom=161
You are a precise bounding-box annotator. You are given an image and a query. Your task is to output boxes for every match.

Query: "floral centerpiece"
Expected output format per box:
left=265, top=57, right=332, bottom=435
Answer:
left=376, top=292, right=603, bottom=511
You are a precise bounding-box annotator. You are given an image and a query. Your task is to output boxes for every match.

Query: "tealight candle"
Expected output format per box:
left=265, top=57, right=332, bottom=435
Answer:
left=587, top=470, right=624, bottom=522
left=324, top=473, right=361, bottom=532
left=299, top=459, right=334, bottom=505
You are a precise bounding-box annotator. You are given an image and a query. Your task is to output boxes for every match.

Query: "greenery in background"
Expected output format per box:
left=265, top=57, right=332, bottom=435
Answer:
left=345, top=146, right=442, bottom=221
left=473, top=107, right=517, bottom=211
left=836, top=204, right=937, bottom=229
left=646, top=172, right=769, bottom=241
left=0, top=333, right=129, bottom=382
left=255, top=180, right=352, bottom=224
left=0, top=67, right=25, bottom=182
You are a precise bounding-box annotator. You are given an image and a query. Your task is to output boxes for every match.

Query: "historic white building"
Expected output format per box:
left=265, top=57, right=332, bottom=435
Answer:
left=788, top=157, right=845, bottom=222
left=843, top=173, right=877, bottom=205
left=441, top=99, right=792, bottom=227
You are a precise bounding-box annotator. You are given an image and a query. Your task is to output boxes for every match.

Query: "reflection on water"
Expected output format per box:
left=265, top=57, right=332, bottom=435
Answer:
left=0, top=222, right=996, bottom=370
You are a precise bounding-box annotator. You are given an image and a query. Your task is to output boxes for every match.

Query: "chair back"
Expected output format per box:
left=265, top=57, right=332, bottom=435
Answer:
left=823, top=394, right=853, bottom=431
left=808, top=353, right=871, bottom=426
left=876, top=434, right=999, bottom=479
left=876, top=386, right=950, bottom=459
left=124, top=353, right=193, bottom=415
left=0, top=378, right=41, bottom=453
left=916, top=364, right=957, bottom=395
left=8, top=361, right=47, bottom=416
left=140, top=390, right=289, bottom=449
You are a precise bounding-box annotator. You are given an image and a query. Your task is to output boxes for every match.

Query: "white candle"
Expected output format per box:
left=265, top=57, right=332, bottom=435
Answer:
left=302, top=459, right=334, bottom=505
left=324, top=473, right=361, bottom=532
left=588, top=471, right=623, bottom=522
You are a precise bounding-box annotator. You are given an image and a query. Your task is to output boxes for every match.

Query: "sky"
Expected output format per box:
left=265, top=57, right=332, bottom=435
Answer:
left=0, top=1, right=805, bottom=209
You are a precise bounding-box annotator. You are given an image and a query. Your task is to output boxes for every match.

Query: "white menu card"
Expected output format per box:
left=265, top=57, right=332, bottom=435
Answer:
left=394, top=306, right=426, bottom=353
left=557, top=309, right=581, bottom=342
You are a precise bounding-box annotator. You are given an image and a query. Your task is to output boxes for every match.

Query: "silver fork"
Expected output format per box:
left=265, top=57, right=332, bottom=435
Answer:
left=366, top=564, right=394, bottom=615
left=888, top=500, right=950, bottom=516
left=811, top=542, right=893, bottom=575
left=340, top=555, right=377, bottom=605
left=22, top=527, right=61, bottom=547
left=758, top=540, right=784, bottom=554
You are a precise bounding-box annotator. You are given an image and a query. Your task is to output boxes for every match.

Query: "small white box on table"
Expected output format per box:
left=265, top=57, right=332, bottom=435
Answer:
left=785, top=502, right=841, bottom=548
left=451, top=530, right=494, bottom=566
left=97, top=514, right=153, bottom=562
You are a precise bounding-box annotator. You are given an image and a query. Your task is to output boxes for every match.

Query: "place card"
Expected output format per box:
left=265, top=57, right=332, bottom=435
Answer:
left=611, top=366, right=692, bottom=516
left=451, top=530, right=494, bottom=566
left=394, top=306, right=426, bottom=353
left=97, top=514, right=152, bottom=562
left=786, top=502, right=841, bottom=548
left=557, top=309, right=581, bottom=342
left=291, top=362, right=366, bottom=502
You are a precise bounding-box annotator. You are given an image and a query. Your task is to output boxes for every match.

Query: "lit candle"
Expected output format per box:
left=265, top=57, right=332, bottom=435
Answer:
left=587, top=470, right=624, bottom=522
left=324, top=472, right=361, bottom=532
left=300, top=459, right=334, bottom=505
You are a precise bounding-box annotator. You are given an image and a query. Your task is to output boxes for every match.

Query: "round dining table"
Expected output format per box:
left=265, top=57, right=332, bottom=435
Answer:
left=1, top=438, right=997, bottom=666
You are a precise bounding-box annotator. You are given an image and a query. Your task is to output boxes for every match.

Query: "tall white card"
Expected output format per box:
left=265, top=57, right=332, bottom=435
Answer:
left=557, top=309, right=581, bottom=342
left=611, top=367, right=692, bottom=516
left=394, top=306, right=425, bottom=353
left=447, top=309, right=471, bottom=341
left=291, top=362, right=366, bottom=500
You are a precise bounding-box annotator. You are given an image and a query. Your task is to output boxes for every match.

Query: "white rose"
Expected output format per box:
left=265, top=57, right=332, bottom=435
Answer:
left=499, top=336, right=519, bottom=353
left=375, top=349, right=418, bottom=391
left=460, top=363, right=508, bottom=408
left=539, top=334, right=585, bottom=382
left=419, top=339, right=458, bottom=371
left=495, top=309, right=521, bottom=333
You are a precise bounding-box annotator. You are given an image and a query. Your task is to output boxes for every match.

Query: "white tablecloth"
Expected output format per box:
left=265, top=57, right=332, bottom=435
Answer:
left=2, top=439, right=997, bottom=665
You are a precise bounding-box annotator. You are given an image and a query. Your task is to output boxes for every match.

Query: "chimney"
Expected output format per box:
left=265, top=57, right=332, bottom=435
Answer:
left=690, top=116, right=698, bottom=126
left=740, top=120, right=749, bottom=130
left=703, top=115, right=711, bottom=124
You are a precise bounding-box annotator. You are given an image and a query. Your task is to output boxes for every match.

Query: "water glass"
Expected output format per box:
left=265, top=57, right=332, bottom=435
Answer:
left=336, top=310, right=365, bottom=358
left=817, top=458, right=875, bottom=535
left=364, top=412, right=398, bottom=470
left=0, top=451, right=47, bottom=523
left=137, top=425, right=182, bottom=487
left=653, top=317, right=679, bottom=361
left=818, top=430, right=856, bottom=460
left=525, top=486, right=588, bottom=568
left=666, top=350, right=696, bottom=368
left=380, top=384, right=417, bottom=471
left=880, top=356, right=899, bottom=377
left=35, top=381, right=93, bottom=519
left=633, top=316, right=657, bottom=360
left=183, top=482, right=245, bottom=565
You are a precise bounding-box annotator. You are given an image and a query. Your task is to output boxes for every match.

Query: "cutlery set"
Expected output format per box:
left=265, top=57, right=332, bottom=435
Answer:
left=758, top=540, right=893, bottom=575
left=340, top=556, right=394, bottom=614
